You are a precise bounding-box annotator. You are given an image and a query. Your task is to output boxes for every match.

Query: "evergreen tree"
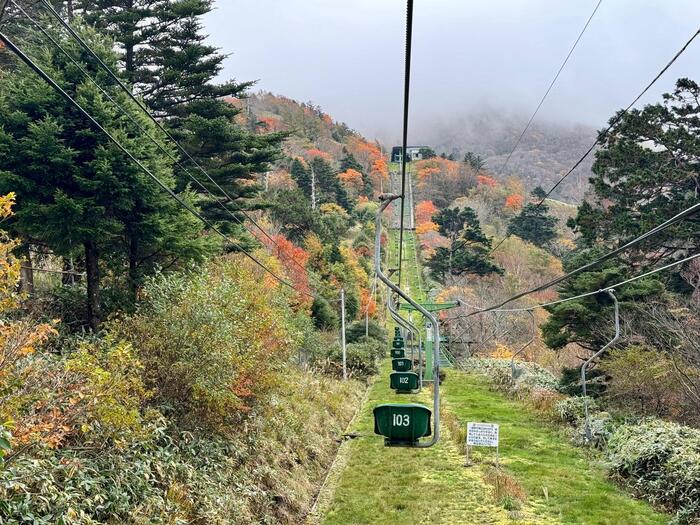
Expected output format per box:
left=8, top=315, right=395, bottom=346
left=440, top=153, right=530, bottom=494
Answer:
left=463, top=151, right=486, bottom=170
left=427, top=207, right=502, bottom=282
left=290, top=158, right=312, bottom=199
left=76, top=0, right=285, bottom=235
left=271, top=189, right=321, bottom=243
left=569, top=78, right=700, bottom=267
left=311, top=157, right=351, bottom=210
left=507, top=191, right=558, bottom=248
left=418, top=147, right=436, bottom=159
left=0, top=26, right=212, bottom=328
left=531, top=185, right=547, bottom=200
left=541, top=249, right=663, bottom=351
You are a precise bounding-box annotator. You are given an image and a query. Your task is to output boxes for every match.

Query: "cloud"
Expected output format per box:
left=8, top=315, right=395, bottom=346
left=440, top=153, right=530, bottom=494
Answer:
left=204, top=0, right=700, bottom=144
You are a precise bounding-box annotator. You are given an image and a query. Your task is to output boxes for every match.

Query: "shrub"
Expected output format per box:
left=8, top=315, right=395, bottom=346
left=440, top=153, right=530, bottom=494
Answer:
left=554, top=396, right=598, bottom=425
left=606, top=420, right=700, bottom=522
left=345, top=319, right=387, bottom=344
left=319, top=338, right=384, bottom=380
left=602, top=345, right=693, bottom=422
left=463, top=358, right=559, bottom=391
left=114, top=257, right=302, bottom=432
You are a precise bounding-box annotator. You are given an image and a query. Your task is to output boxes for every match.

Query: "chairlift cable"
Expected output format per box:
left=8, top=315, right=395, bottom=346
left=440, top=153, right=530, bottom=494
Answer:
left=0, top=30, right=317, bottom=300
left=499, top=0, right=603, bottom=174
left=490, top=24, right=700, bottom=255
left=33, top=0, right=305, bottom=276
left=397, top=0, right=414, bottom=290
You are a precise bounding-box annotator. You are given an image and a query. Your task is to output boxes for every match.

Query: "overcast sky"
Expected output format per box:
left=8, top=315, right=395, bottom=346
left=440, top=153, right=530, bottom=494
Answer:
left=203, top=1, right=700, bottom=144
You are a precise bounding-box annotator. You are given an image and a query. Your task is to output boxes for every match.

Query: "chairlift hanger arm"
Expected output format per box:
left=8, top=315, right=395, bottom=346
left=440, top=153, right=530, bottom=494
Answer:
left=376, top=193, right=440, bottom=448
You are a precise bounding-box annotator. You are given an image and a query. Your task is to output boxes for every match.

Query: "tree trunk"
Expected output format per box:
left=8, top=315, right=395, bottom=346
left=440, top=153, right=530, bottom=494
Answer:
left=128, top=234, right=138, bottom=302
left=19, top=245, right=34, bottom=294
left=84, top=240, right=100, bottom=331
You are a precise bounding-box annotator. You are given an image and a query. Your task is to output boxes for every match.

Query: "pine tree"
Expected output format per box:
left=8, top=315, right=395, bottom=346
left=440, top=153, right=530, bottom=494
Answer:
left=76, top=0, right=285, bottom=235
left=427, top=207, right=502, bottom=282
left=290, top=158, right=312, bottom=199
left=0, top=24, right=212, bottom=328
left=569, top=78, right=700, bottom=267
left=507, top=190, right=558, bottom=248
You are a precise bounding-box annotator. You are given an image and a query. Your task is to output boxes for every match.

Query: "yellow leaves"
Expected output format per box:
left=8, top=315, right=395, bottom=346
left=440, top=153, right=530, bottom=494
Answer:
left=319, top=202, right=348, bottom=218
left=490, top=344, right=514, bottom=359
left=0, top=192, right=16, bottom=220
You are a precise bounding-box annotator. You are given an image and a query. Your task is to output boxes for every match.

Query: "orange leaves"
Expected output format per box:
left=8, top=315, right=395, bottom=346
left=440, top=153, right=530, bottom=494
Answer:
left=338, top=168, right=364, bottom=195
left=304, top=148, right=331, bottom=160
left=257, top=115, right=285, bottom=133
left=360, top=287, right=377, bottom=318
left=265, top=234, right=312, bottom=310
left=476, top=175, right=498, bottom=188
left=416, top=222, right=438, bottom=234
left=504, top=194, right=524, bottom=210
left=415, top=200, right=438, bottom=225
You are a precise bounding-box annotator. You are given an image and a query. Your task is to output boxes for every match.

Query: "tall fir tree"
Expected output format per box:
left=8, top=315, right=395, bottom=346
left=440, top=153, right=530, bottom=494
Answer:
left=569, top=78, right=700, bottom=268
left=74, top=0, right=286, bottom=235
left=290, top=158, right=312, bottom=199
left=0, top=23, right=213, bottom=328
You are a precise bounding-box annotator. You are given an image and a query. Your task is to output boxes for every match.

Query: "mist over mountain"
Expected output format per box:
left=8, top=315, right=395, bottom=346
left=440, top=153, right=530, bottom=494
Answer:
left=404, top=111, right=596, bottom=204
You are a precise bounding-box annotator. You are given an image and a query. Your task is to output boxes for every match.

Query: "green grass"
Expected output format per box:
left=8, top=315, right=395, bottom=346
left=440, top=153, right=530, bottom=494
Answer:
left=441, top=372, right=669, bottom=524
left=317, top=361, right=545, bottom=524
left=317, top=195, right=668, bottom=524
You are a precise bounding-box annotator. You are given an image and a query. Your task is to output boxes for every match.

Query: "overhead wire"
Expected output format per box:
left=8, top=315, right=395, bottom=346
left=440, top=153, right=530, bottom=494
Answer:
left=499, top=0, right=603, bottom=174
left=33, top=0, right=311, bottom=278
left=397, top=0, right=414, bottom=290
left=489, top=23, right=700, bottom=255
left=0, top=30, right=317, bottom=300
left=460, top=199, right=700, bottom=317
left=492, top=251, right=700, bottom=313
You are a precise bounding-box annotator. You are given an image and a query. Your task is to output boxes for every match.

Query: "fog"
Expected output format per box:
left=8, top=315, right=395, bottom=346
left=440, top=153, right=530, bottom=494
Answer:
left=204, top=1, right=700, bottom=145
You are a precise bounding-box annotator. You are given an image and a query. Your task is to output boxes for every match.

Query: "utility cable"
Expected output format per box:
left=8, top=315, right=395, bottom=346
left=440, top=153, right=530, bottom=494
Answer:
left=499, top=0, right=603, bottom=174
left=490, top=24, right=700, bottom=255
left=397, top=0, right=414, bottom=289
left=491, top=251, right=700, bottom=313
left=461, top=199, right=700, bottom=316
left=33, top=0, right=311, bottom=278
left=0, top=31, right=316, bottom=300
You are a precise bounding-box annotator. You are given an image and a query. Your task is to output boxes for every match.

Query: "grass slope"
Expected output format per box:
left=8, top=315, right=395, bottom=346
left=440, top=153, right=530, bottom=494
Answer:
left=317, top=361, right=545, bottom=525
left=442, top=372, right=668, bottom=524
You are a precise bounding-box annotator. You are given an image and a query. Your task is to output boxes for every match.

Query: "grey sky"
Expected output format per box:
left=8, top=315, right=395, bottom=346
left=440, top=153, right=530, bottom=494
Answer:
left=204, top=1, right=700, bottom=144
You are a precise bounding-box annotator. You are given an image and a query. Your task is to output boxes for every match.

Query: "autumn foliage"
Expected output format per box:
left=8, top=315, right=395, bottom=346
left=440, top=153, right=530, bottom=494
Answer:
left=504, top=194, right=524, bottom=210
left=338, top=168, right=364, bottom=195
left=476, top=175, right=498, bottom=188
left=415, top=200, right=438, bottom=225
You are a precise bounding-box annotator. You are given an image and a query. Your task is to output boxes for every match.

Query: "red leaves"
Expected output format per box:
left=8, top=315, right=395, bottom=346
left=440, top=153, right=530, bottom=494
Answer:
left=504, top=194, right=524, bottom=210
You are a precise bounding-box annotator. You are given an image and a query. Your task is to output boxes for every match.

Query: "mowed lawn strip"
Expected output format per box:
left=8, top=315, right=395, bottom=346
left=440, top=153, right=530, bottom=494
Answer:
left=442, top=371, right=669, bottom=525
left=320, top=361, right=550, bottom=525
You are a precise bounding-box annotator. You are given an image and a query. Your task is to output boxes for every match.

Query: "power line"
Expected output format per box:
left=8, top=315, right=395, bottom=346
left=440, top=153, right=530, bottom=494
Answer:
left=397, top=0, right=414, bottom=290
left=32, top=0, right=310, bottom=278
left=499, top=0, right=603, bottom=174
left=492, top=251, right=700, bottom=313
left=0, top=30, right=315, bottom=300
left=490, top=24, right=700, bottom=255
left=461, top=199, right=700, bottom=316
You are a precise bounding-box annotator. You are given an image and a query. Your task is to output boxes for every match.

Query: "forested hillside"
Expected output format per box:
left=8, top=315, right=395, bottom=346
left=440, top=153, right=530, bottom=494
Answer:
left=0, top=3, right=388, bottom=523
left=413, top=111, right=595, bottom=203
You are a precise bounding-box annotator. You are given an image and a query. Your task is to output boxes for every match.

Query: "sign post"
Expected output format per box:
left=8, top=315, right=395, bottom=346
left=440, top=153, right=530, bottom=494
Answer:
left=465, top=422, right=499, bottom=466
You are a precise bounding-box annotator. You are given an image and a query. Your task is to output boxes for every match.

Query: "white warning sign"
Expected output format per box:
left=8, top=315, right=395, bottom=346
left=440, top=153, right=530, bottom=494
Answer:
left=466, top=422, right=499, bottom=447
